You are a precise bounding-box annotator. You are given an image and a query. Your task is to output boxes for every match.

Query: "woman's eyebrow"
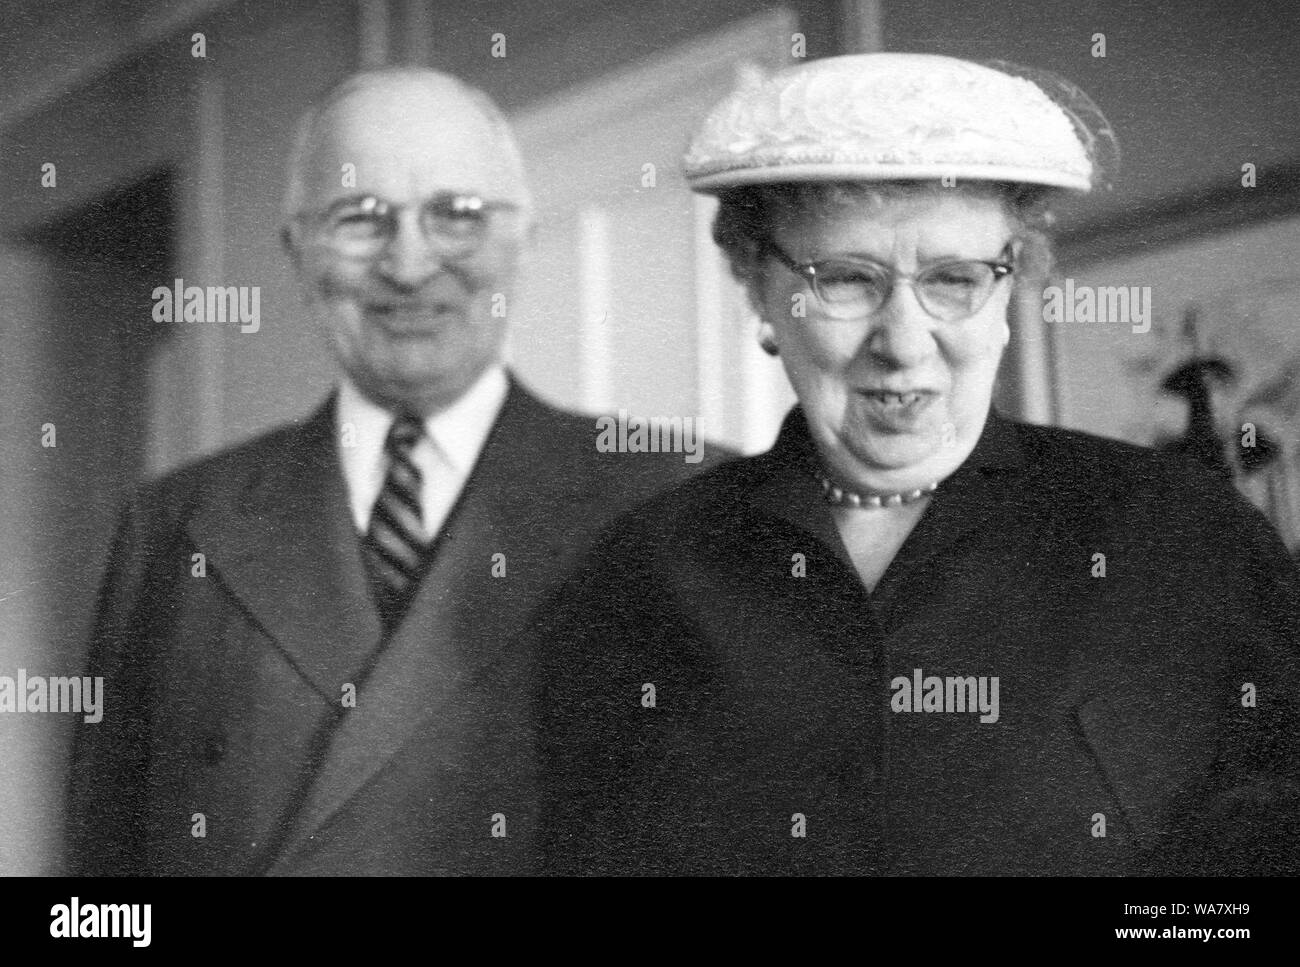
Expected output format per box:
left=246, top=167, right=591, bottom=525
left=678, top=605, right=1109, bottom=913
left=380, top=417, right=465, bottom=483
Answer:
left=914, top=242, right=1016, bottom=264
left=802, top=248, right=890, bottom=264
left=810, top=245, right=1012, bottom=265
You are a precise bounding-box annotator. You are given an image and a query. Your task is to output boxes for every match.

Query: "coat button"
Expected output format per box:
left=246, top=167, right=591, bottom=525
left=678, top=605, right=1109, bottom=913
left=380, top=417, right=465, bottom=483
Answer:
left=201, top=731, right=227, bottom=765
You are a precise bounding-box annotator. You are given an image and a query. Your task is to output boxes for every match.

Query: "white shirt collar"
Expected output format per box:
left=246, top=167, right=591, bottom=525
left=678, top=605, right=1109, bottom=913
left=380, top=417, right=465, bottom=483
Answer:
left=423, top=364, right=510, bottom=475
left=335, top=365, right=509, bottom=535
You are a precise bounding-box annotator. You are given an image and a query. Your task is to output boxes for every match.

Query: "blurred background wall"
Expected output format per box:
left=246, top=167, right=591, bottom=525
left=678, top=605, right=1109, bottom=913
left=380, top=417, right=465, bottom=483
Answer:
left=1, top=0, right=1297, bottom=874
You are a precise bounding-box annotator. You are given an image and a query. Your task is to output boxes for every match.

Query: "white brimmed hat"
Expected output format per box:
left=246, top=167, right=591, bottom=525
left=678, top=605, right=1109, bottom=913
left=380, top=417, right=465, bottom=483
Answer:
left=684, top=53, right=1099, bottom=193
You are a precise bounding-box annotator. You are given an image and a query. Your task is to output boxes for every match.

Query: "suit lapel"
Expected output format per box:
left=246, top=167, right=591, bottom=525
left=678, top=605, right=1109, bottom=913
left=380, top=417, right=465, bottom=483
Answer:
left=185, top=397, right=382, bottom=702
left=276, top=384, right=570, bottom=862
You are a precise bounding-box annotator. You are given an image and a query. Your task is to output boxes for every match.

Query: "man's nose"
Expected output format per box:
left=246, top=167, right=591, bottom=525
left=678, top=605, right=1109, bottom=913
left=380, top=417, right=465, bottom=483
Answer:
left=860, top=281, right=934, bottom=368
left=374, top=212, right=444, bottom=290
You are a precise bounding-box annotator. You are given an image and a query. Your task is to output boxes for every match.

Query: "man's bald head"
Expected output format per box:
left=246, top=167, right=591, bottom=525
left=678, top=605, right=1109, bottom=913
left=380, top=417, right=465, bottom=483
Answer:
left=283, top=67, right=532, bottom=223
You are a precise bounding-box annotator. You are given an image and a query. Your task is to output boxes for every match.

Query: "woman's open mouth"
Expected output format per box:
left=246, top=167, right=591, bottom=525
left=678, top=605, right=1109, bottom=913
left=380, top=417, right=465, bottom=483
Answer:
left=858, top=388, right=939, bottom=426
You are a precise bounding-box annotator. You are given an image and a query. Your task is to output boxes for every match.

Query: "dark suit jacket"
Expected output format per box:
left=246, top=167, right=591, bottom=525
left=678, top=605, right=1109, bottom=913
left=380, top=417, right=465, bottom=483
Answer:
left=535, top=408, right=1300, bottom=875
left=66, top=377, right=727, bottom=876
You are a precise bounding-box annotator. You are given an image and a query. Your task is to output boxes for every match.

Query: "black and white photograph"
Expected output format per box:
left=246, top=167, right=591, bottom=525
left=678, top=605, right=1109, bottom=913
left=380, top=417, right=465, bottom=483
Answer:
left=1, top=0, right=1297, bottom=950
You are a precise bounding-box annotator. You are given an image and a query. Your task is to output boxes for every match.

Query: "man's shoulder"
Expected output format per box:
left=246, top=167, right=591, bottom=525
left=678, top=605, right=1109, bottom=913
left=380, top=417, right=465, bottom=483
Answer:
left=134, top=407, right=328, bottom=517
left=503, top=382, right=739, bottom=496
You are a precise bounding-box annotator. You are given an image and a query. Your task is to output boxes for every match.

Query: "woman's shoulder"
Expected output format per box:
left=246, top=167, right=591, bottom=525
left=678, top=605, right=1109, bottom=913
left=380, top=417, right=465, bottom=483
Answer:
left=1004, top=419, right=1289, bottom=556
left=568, top=449, right=789, bottom=573
left=613, top=418, right=1245, bottom=523
left=1008, top=420, right=1228, bottom=499
left=612, top=449, right=776, bottom=530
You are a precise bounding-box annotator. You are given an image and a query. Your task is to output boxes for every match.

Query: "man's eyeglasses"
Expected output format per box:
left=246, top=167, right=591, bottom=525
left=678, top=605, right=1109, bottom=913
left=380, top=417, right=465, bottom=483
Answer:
left=765, top=239, right=1016, bottom=322
left=297, top=192, right=520, bottom=260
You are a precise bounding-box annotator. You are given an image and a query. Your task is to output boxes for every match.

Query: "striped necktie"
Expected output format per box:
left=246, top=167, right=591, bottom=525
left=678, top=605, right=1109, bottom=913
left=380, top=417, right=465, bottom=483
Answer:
left=363, top=412, right=428, bottom=628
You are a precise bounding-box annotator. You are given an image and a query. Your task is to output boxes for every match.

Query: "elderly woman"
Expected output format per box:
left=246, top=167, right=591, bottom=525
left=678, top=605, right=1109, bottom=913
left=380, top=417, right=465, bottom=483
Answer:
left=534, top=54, right=1300, bottom=875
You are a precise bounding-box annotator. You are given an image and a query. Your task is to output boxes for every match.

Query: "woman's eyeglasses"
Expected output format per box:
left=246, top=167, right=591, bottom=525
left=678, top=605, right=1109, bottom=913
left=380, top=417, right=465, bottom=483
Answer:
left=765, top=239, right=1016, bottom=322
left=297, top=192, right=519, bottom=260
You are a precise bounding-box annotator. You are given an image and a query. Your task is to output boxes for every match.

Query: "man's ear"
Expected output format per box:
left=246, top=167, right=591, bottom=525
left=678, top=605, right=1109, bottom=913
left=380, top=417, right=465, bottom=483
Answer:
left=281, top=223, right=304, bottom=271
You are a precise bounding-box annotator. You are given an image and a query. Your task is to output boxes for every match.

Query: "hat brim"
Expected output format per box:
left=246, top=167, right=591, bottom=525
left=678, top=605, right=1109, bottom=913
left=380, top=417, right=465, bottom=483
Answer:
left=687, top=162, right=1091, bottom=193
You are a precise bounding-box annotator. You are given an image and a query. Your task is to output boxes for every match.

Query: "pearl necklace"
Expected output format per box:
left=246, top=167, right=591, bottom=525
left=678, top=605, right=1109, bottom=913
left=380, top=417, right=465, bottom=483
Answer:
left=816, top=473, right=938, bottom=508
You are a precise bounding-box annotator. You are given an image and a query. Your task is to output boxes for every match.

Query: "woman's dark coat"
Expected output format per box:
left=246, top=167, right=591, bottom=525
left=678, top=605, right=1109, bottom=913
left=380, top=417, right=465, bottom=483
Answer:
left=535, top=409, right=1300, bottom=875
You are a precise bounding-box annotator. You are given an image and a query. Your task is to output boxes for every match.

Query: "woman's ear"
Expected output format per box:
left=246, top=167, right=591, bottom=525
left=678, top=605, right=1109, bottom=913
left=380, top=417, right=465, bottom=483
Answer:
left=998, top=297, right=1013, bottom=348
left=746, top=266, right=782, bottom=356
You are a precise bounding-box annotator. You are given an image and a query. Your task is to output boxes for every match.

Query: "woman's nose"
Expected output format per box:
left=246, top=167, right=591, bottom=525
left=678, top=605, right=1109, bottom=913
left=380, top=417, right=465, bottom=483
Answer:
left=374, top=212, right=444, bottom=290
left=861, top=281, right=934, bottom=367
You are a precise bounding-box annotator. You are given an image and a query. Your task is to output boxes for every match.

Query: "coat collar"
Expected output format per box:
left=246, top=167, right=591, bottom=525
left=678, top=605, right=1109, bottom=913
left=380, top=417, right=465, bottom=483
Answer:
left=745, top=406, right=1027, bottom=615
left=185, top=377, right=566, bottom=700
left=758, top=404, right=1024, bottom=481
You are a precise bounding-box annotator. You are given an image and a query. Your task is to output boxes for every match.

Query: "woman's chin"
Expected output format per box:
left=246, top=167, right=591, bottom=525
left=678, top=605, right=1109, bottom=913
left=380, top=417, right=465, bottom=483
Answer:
left=833, top=437, right=953, bottom=489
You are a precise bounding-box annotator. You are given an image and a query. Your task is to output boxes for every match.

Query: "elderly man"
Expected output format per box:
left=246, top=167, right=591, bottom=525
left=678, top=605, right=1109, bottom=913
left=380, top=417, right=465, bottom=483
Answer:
left=65, top=67, right=721, bottom=876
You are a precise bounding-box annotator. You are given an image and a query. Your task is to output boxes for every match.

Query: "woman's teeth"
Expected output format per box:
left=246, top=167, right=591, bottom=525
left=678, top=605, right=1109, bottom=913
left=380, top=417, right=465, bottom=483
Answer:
left=871, top=391, right=925, bottom=406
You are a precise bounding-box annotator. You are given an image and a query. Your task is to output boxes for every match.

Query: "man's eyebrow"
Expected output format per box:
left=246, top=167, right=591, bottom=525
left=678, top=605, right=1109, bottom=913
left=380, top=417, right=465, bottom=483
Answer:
left=323, top=191, right=487, bottom=207
left=320, top=193, right=379, bottom=211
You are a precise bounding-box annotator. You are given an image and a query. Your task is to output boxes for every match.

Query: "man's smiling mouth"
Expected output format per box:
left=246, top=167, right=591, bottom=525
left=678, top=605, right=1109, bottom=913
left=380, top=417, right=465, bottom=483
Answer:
left=365, top=303, right=459, bottom=333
